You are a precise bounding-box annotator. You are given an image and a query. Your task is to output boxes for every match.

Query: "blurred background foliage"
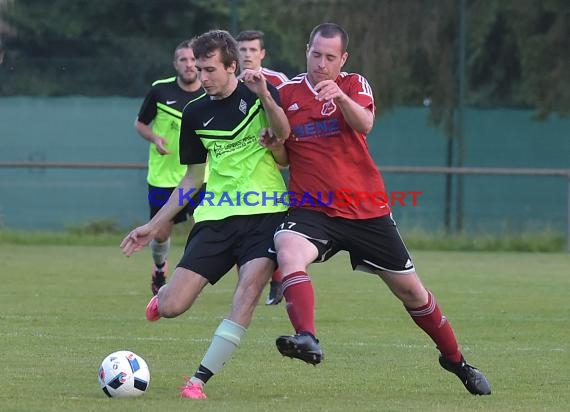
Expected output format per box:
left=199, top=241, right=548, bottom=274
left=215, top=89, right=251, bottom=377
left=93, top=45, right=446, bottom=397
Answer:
left=1, top=0, right=569, bottom=123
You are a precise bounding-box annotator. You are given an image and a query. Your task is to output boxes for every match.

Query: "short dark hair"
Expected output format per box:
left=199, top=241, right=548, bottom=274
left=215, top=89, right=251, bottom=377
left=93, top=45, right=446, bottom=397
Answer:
left=236, top=30, right=265, bottom=49
left=308, top=23, right=349, bottom=53
left=173, top=39, right=193, bottom=60
left=192, top=30, right=239, bottom=69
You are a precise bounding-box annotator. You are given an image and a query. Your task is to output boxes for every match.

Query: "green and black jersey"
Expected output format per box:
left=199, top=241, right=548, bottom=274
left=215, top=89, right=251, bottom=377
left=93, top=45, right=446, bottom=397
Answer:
left=180, top=81, right=287, bottom=222
left=137, top=77, right=205, bottom=187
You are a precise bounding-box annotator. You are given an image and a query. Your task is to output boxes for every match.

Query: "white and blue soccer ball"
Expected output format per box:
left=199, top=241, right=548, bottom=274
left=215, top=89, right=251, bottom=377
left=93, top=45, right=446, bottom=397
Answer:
left=98, top=350, right=150, bottom=398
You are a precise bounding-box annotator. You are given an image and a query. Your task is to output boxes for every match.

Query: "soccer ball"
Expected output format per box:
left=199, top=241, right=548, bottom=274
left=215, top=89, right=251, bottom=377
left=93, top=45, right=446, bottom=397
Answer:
left=98, top=350, right=150, bottom=398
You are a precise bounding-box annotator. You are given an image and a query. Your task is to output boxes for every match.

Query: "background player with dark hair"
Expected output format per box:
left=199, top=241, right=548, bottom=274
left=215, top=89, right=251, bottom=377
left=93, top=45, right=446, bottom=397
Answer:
left=236, top=30, right=288, bottom=87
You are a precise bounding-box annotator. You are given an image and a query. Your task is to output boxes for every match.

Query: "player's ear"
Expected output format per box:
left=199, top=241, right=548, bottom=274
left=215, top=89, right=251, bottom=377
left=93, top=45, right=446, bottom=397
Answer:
left=340, top=52, right=348, bottom=68
left=228, top=60, right=237, bottom=74
left=260, top=49, right=266, bottom=60
left=172, top=50, right=179, bottom=69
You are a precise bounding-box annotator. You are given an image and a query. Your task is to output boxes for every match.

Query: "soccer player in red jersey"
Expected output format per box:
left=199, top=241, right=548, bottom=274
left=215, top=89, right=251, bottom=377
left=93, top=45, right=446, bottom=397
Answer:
left=264, top=23, right=491, bottom=396
left=237, top=29, right=289, bottom=305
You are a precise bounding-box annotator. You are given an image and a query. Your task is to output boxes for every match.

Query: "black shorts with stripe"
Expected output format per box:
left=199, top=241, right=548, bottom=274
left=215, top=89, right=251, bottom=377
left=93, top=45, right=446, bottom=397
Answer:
left=274, top=208, right=414, bottom=274
left=148, top=183, right=206, bottom=224
left=178, top=212, right=286, bottom=284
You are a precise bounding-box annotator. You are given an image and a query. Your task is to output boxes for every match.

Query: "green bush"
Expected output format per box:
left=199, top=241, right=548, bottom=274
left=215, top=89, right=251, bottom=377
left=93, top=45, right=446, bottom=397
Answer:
left=66, top=218, right=121, bottom=235
left=0, top=226, right=566, bottom=252
left=403, top=228, right=567, bottom=252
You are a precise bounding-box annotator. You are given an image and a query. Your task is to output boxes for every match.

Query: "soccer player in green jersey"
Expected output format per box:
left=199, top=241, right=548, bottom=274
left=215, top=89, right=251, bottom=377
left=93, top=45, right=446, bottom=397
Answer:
left=135, top=40, right=205, bottom=295
left=121, top=30, right=290, bottom=400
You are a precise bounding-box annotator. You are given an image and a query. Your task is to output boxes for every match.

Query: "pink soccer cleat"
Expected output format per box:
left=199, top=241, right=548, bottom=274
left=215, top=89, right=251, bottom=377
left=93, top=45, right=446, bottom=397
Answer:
left=180, top=379, right=207, bottom=399
left=145, top=295, right=161, bottom=322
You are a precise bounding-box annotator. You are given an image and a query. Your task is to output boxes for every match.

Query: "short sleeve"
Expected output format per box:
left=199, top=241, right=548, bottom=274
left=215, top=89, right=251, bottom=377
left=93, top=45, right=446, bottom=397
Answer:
left=348, top=74, right=375, bottom=114
left=137, top=87, right=158, bottom=124
left=179, top=109, right=207, bottom=165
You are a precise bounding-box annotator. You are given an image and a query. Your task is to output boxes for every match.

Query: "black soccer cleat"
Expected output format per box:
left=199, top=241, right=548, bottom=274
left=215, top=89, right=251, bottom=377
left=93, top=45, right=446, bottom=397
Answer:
left=276, top=332, right=324, bottom=365
left=439, top=355, right=492, bottom=395
left=151, top=261, right=168, bottom=296
left=265, top=281, right=284, bottom=305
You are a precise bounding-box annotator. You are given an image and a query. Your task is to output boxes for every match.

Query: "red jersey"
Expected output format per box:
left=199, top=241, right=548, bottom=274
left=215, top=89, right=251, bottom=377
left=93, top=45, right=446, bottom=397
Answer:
left=261, top=67, right=288, bottom=87
left=278, top=72, right=390, bottom=219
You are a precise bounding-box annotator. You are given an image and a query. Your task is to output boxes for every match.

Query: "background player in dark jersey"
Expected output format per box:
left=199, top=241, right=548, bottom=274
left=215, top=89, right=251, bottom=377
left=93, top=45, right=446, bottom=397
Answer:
left=236, top=29, right=289, bottom=306
left=135, top=40, right=205, bottom=295
left=121, top=30, right=290, bottom=400
left=266, top=23, right=491, bottom=396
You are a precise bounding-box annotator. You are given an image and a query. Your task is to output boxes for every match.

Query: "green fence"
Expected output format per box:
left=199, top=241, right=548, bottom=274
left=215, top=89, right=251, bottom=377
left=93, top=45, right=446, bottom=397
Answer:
left=1, top=97, right=569, bottom=234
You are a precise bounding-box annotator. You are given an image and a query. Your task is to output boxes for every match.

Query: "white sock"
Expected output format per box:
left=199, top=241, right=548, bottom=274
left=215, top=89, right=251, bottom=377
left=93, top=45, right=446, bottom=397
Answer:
left=150, top=238, right=170, bottom=267
left=200, top=319, right=246, bottom=374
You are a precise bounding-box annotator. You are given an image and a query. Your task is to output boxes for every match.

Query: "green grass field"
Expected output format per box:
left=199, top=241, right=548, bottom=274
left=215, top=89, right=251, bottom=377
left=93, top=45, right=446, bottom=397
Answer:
left=1, top=244, right=569, bottom=411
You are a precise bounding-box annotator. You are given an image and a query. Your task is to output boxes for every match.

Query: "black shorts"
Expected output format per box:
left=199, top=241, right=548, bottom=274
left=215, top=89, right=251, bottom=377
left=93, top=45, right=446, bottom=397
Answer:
left=274, top=208, right=415, bottom=273
left=148, top=183, right=206, bottom=224
left=178, top=212, right=286, bottom=284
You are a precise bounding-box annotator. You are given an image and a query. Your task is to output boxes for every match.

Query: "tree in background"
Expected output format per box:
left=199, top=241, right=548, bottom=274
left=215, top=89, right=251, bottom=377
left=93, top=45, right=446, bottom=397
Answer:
left=0, top=0, right=227, bottom=95
left=1, top=0, right=568, bottom=120
left=0, top=0, right=12, bottom=64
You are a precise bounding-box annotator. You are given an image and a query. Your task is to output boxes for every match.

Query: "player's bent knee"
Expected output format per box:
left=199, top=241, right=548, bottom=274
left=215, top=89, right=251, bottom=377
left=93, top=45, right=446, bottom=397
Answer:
left=393, top=285, right=428, bottom=307
left=157, top=289, right=194, bottom=318
left=158, top=299, right=188, bottom=318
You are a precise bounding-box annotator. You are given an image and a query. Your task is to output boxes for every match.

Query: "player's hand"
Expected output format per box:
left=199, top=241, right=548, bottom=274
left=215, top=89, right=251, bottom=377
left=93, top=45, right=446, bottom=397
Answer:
left=238, top=69, right=268, bottom=96
left=153, top=136, right=170, bottom=155
left=259, top=127, right=286, bottom=150
left=120, top=224, right=157, bottom=257
left=314, top=80, right=347, bottom=102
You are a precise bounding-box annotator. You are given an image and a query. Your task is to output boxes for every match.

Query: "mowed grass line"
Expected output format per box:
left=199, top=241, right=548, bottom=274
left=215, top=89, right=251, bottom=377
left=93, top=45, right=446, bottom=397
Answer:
left=0, top=245, right=568, bottom=411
